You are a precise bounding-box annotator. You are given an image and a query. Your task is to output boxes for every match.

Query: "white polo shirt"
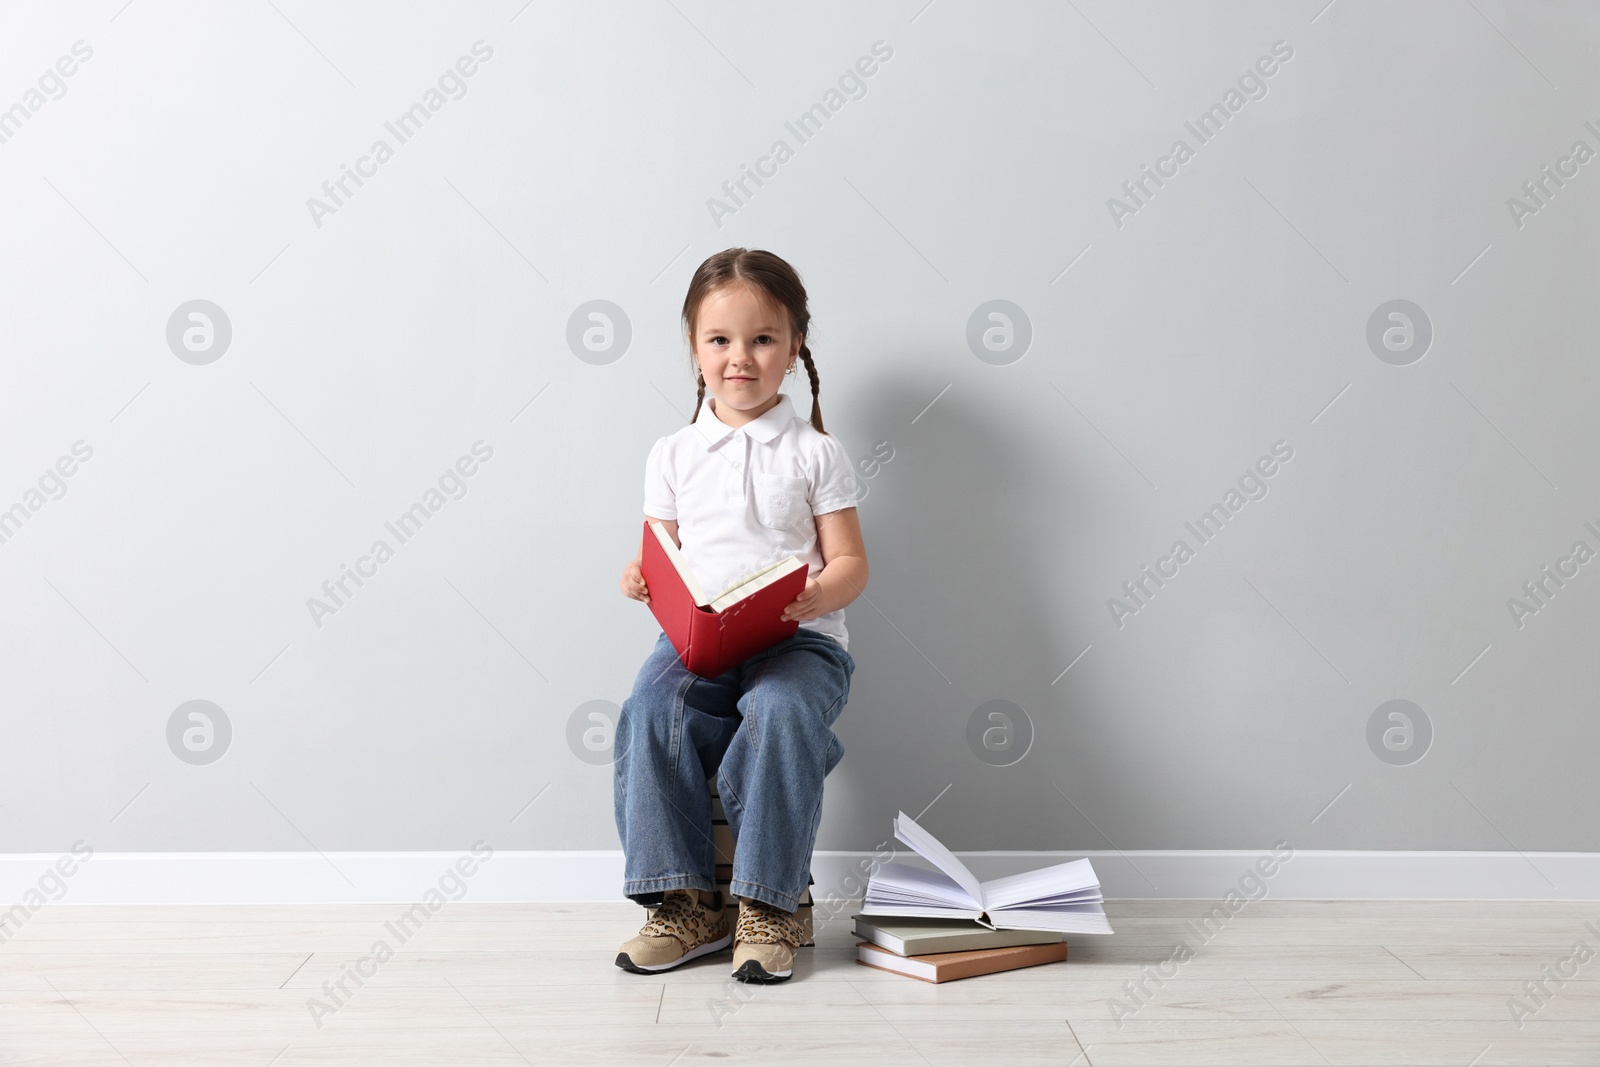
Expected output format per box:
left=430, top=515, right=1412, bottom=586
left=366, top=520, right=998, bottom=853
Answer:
left=643, top=392, right=859, bottom=651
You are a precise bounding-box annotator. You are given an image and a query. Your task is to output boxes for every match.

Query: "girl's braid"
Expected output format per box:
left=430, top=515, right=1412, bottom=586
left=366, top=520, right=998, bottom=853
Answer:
left=797, top=344, right=824, bottom=434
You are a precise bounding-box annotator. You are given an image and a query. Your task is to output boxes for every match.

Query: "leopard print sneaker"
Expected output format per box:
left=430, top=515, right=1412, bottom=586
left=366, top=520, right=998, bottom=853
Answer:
left=615, top=889, right=730, bottom=973
left=731, top=895, right=807, bottom=982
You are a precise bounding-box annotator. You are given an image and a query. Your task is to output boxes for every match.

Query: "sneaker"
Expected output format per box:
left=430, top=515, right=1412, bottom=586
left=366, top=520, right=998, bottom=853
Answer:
left=615, top=889, right=730, bottom=973
left=731, top=896, right=807, bottom=982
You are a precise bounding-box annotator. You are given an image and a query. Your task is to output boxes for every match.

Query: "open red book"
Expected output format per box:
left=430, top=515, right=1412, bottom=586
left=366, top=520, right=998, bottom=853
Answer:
left=639, top=519, right=809, bottom=678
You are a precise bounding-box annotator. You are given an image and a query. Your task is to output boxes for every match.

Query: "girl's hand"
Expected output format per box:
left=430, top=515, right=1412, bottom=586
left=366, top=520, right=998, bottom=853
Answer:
left=621, top=559, right=649, bottom=603
left=780, top=578, right=824, bottom=622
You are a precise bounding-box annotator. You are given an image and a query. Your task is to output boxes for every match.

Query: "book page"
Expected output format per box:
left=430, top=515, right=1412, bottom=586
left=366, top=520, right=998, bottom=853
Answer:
left=648, top=521, right=709, bottom=605
left=861, top=859, right=978, bottom=909
left=988, top=905, right=1114, bottom=935
left=892, top=811, right=985, bottom=911
left=980, top=858, right=1102, bottom=911
left=709, top=557, right=804, bottom=612
left=649, top=521, right=799, bottom=610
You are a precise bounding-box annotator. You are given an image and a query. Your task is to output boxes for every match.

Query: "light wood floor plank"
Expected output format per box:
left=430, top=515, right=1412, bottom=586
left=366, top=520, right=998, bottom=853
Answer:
left=3, top=900, right=1597, bottom=1065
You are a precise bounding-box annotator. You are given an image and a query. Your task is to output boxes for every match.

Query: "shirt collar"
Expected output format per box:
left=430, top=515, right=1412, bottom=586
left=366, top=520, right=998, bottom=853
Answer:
left=693, top=393, right=797, bottom=449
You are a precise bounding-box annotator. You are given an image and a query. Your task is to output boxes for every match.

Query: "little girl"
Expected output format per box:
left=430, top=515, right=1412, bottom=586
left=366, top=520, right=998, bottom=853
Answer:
left=612, top=248, right=867, bottom=983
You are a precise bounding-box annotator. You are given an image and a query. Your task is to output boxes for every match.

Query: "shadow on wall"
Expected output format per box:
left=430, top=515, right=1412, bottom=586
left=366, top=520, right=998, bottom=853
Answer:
left=825, top=369, right=1103, bottom=852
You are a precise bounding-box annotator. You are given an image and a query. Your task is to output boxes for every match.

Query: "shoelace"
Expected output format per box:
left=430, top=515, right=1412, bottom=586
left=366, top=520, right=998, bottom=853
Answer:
left=734, top=898, right=805, bottom=947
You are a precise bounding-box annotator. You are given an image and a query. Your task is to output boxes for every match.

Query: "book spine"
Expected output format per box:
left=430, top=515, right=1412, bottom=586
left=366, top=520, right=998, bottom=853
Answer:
left=686, top=601, right=722, bottom=677
left=681, top=598, right=697, bottom=672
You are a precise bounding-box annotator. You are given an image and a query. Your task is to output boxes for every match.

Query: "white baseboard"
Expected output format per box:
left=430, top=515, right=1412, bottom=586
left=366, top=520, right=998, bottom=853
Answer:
left=3, top=849, right=1598, bottom=905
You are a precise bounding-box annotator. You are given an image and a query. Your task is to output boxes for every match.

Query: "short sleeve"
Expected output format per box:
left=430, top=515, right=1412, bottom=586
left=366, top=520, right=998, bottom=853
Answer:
left=808, top=433, right=861, bottom=516
left=643, top=437, right=677, bottom=520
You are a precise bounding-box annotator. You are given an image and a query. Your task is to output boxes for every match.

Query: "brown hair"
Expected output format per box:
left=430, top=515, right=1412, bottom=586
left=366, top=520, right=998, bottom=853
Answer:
left=682, top=248, right=827, bottom=434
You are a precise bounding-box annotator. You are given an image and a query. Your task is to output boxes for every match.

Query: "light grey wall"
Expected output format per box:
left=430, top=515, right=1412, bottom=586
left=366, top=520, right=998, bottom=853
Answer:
left=3, top=1, right=1597, bottom=861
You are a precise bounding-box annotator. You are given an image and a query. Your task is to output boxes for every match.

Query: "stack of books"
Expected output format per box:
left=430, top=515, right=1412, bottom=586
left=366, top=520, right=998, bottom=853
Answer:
left=852, top=810, right=1113, bottom=982
left=853, top=915, right=1068, bottom=982
left=708, top=777, right=815, bottom=946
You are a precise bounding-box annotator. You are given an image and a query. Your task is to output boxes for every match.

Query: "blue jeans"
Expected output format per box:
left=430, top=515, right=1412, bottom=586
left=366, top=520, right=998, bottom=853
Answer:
left=613, top=627, right=855, bottom=913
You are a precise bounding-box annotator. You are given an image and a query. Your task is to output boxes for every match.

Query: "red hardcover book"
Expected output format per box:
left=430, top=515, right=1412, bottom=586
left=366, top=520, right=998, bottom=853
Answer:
left=639, top=519, right=809, bottom=678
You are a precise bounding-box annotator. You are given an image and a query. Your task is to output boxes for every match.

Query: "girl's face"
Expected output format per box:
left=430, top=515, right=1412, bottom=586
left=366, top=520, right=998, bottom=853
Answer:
left=690, top=284, right=800, bottom=421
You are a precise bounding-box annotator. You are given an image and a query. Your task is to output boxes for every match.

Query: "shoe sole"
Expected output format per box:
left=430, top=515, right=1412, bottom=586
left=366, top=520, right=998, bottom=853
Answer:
left=732, top=958, right=791, bottom=982
left=615, top=932, right=732, bottom=974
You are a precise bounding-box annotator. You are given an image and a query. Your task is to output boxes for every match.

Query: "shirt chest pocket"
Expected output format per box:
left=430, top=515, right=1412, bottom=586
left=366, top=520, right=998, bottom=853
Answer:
left=751, top=471, right=811, bottom=532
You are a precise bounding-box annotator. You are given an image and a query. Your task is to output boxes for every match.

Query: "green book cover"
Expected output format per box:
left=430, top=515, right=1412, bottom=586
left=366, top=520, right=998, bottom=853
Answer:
left=851, top=913, right=1064, bottom=956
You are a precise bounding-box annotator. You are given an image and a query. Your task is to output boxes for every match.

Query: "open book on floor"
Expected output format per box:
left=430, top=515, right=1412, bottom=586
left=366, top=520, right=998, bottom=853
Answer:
left=639, top=519, right=808, bottom=679
left=859, top=810, right=1114, bottom=935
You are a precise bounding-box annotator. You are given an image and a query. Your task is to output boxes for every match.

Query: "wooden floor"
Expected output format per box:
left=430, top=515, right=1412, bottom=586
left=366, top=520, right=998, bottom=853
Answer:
left=3, top=899, right=1599, bottom=1065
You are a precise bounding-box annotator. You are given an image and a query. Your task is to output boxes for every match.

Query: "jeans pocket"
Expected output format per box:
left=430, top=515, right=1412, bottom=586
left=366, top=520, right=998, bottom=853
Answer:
left=820, top=690, right=846, bottom=730
left=833, top=648, right=855, bottom=709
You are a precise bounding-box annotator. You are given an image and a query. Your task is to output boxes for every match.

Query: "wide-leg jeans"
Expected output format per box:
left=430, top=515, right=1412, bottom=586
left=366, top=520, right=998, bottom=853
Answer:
left=613, top=627, right=855, bottom=913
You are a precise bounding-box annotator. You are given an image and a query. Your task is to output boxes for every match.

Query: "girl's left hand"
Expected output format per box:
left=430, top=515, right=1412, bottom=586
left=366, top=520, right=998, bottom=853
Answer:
left=780, top=578, right=824, bottom=622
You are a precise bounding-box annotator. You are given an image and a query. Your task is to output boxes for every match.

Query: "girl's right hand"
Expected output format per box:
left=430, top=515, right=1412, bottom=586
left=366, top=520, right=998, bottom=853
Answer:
left=621, top=559, right=650, bottom=603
